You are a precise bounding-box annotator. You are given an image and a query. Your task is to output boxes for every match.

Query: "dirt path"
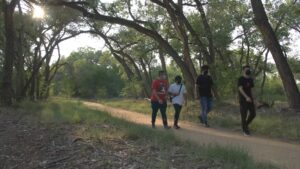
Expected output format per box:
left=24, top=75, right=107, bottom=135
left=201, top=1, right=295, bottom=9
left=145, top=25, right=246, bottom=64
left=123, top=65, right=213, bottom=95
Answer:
left=84, top=101, right=300, bottom=169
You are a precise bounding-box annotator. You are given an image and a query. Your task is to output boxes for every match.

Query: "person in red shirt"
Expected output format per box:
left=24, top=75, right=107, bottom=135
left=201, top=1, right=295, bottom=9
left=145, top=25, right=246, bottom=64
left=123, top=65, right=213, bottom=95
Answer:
left=151, top=70, right=170, bottom=129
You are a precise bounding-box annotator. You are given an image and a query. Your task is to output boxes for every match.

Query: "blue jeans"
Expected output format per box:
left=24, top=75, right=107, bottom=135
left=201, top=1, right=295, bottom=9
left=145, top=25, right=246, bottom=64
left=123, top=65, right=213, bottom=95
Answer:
left=200, top=97, right=213, bottom=123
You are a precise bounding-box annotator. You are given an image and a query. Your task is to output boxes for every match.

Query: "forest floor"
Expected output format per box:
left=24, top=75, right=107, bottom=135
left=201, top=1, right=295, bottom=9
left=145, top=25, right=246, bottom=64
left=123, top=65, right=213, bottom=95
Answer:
left=0, top=99, right=277, bottom=169
left=84, top=101, right=300, bottom=169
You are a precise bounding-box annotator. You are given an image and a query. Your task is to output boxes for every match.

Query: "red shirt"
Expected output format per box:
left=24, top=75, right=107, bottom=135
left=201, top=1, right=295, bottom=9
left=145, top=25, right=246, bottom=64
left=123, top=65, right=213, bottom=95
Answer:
left=151, top=79, right=169, bottom=102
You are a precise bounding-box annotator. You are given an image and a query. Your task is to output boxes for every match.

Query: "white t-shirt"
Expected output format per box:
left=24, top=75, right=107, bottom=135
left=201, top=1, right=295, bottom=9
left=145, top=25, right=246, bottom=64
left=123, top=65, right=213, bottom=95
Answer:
left=168, top=83, right=187, bottom=105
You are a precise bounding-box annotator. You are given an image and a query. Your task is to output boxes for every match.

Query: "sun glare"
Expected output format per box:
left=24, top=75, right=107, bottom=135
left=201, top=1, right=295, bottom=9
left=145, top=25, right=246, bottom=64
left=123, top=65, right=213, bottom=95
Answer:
left=33, top=5, right=45, bottom=19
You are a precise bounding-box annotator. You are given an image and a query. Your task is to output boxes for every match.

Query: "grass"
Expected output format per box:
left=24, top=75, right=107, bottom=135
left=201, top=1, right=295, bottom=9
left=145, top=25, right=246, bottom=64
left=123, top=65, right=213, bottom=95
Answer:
left=18, top=98, right=277, bottom=169
left=100, top=98, right=300, bottom=141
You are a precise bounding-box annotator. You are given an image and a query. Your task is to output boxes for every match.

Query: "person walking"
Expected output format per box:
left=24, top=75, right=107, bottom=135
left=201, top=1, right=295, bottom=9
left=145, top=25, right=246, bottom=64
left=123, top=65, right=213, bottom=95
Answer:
left=168, top=75, right=187, bottom=129
left=151, top=70, right=170, bottom=129
left=238, top=65, right=256, bottom=136
left=195, top=65, right=214, bottom=127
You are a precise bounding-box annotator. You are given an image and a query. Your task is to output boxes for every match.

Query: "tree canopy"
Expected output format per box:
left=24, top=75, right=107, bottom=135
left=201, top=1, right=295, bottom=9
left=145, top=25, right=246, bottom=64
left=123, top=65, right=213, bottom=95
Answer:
left=0, top=0, right=300, bottom=108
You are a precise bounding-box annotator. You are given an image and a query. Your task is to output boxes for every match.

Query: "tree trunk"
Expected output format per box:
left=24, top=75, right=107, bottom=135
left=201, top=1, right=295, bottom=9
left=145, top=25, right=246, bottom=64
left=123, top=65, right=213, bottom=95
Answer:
left=1, top=1, right=19, bottom=106
left=158, top=47, right=168, bottom=81
left=260, top=50, right=269, bottom=98
left=139, top=58, right=151, bottom=85
left=251, top=0, right=300, bottom=109
left=36, top=72, right=41, bottom=100
left=159, top=0, right=197, bottom=97
left=40, top=54, right=51, bottom=99
left=113, top=53, right=134, bottom=80
left=30, top=47, right=39, bottom=101
left=51, top=1, right=197, bottom=99
left=15, top=2, right=25, bottom=102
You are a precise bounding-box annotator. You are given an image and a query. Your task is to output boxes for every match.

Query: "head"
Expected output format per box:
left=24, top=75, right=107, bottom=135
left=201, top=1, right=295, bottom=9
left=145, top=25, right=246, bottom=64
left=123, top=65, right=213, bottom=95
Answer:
left=174, top=75, right=182, bottom=84
left=242, top=65, right=251, bottom=77
left=201, top=65, right=209, bottom=75
left=158, top=70, right=167, bottom=80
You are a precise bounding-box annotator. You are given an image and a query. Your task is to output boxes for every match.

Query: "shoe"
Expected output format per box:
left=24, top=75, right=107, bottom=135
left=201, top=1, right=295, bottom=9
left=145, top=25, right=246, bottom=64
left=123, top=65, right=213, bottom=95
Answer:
left=204, top=123, right=210, bottom=128
left=243, top=130, right=250, bottom=136
left=164, top=125, right=171, bottom=129
left=173, top=125, right=180, bottom=129
left=198, top=116, right=204, bottom=124
left=152, top=123, right=156, bottom=128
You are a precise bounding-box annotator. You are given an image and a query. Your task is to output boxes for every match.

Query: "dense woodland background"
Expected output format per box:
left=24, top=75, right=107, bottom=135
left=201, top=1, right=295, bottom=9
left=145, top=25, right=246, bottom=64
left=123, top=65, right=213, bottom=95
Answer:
left=1, top=0, right=300, bottom=109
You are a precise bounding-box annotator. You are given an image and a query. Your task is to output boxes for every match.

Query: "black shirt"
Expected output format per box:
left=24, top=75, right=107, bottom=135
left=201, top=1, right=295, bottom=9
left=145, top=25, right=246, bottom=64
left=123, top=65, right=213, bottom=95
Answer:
left=238, top=76, right=254, bottom=102
left=196, top=75, right=213, bottom=97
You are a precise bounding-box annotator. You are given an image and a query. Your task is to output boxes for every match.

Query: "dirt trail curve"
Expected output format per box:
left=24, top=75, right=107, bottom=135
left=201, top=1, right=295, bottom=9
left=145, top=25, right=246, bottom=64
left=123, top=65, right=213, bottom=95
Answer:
left=83, top=101, right=300, bottom=169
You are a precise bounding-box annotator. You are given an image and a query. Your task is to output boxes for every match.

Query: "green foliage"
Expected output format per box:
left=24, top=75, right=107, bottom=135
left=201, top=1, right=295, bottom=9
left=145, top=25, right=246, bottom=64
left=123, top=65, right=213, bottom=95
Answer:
left=261, top=75, right=286, bottom=101
left=52, top=48, right=124, bottom=99
left=288, top=57, right=300, bottom=80
left=120, top=78, right=143, bottom=98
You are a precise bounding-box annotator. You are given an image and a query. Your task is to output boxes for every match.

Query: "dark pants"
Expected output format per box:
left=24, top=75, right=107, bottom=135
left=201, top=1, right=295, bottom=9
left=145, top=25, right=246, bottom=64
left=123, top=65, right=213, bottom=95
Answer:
left=173, top=104, right=182, bottom=125
left=240, top=101, right=256, bottom=132
left=151, top=101, right=168, bottom=126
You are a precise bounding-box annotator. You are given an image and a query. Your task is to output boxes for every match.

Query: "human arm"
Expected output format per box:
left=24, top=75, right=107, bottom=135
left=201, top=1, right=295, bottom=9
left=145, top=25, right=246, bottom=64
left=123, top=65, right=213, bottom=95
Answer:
left=238, top=86, right=252, bottom=102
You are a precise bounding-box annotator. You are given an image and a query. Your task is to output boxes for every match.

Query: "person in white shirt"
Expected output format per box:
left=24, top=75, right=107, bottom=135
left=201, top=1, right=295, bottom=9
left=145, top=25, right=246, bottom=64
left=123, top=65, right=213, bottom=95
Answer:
left=168, top=76, right=187, bottom=129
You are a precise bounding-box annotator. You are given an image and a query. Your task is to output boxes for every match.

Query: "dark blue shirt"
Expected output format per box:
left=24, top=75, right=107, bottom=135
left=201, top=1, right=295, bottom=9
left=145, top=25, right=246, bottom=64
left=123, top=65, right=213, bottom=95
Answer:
left=238, top=76, right=254, bottom=102
left=196, top=75, right=213, bottom=97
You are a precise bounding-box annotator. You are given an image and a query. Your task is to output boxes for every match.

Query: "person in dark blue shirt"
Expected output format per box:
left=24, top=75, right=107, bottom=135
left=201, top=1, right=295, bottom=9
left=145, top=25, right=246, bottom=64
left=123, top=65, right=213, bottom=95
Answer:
left=238, top=65, right=256, bottom=136
left=195, top=65, right=214, bottom=127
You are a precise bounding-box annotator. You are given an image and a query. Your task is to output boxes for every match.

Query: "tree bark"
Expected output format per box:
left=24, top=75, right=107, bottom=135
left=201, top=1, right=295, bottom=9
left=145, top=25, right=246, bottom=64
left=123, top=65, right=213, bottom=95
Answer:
left=15, top=1, right=26, bottom=102
left=260, top=50, right=269, bottom=98
left=1, top=0, right=19, bottom=106
left=30, top=46, right=40, bottom=101
left=151, top=0, right=197, bottom=97
left=158, top=47, right=168, bottom=81
left=251, top=0, right=300, bottom=109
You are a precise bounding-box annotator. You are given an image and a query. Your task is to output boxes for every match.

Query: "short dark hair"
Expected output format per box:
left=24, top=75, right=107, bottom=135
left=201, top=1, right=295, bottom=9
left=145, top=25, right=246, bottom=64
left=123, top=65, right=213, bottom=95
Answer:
left=242, top=65, right=250, bottom=70
left=158, top=70, right=165, bottom=76
left=175, top=75, right=182, bottom=82
left=201, top=65, right=209, bottom=71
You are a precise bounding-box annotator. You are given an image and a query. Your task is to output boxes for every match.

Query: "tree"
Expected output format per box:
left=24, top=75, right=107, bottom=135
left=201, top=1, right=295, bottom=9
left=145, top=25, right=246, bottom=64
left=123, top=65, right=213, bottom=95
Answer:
left=1, top=0, right=20, bottom=106
left=52, top=48, right=124, bottom=98
left=251, top=0, right=300, bottom=109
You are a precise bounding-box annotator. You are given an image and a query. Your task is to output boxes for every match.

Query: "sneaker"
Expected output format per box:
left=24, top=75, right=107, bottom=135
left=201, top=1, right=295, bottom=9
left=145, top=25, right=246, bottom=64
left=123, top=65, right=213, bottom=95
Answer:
left=243, top=130, right=251, bottom=136
left=204, top=123, right=210, bottom=128
left=152, top=123, right=156, bottom=129
left=198, top=116, right=204, bottom=124
left=164, top=125, right=171, bottom=129
left=173, top=125, right=180, bottom=129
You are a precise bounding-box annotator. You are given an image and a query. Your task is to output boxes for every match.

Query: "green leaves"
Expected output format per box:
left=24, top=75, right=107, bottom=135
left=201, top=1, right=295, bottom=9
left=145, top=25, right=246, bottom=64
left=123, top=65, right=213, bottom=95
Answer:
left=53, top=47, right=124, bottom=98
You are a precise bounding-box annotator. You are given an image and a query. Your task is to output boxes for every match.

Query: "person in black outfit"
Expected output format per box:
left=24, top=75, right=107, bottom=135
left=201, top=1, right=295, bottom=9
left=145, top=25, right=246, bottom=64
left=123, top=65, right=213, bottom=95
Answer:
left=238, top=65, right=256, bottom=136
left=195, top=65, right=214, bottom=127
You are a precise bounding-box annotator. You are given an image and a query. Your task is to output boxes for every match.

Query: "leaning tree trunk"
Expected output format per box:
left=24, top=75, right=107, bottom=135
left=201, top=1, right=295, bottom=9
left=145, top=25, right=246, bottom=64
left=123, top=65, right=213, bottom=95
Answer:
left=40, top=54, right=51, bottom=99
left=1, top=1, right=19, bottom=106
left=158, top=47, right=168, bottom=81
left=160, top=0, right=197, bottom=97
left=251, top=0, right=300, bottom=109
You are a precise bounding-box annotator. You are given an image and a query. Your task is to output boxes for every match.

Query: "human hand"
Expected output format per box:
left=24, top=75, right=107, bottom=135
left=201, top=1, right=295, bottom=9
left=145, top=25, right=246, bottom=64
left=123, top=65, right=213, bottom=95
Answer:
left=246, top=97, right=252, bottom=102
left=158, top=99, right=163, bottom=104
